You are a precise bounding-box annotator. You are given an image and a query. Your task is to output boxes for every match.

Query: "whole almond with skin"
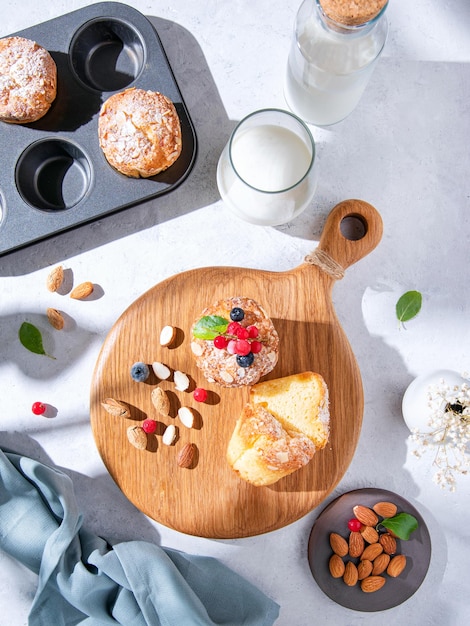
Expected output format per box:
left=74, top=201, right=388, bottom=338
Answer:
left=379, top=533, right=397, bottom=555
left=127, top=426, right=147, bottom=450
left=343, top=561, right=358, bottom=587
left=329, top=532, right=348, bottom=557
left=177, top=443, right=196, bottom=468
left=353, top=505, right=379, bottom=527
left=151, top=387, right=170, bottom=415
left=361, top=542, right=383, bottom=562
left=101, top=398, right=130, bottom=418
left=46, top=307, right=64, bottom=330
left=387, top=554, right=407, bottom=577
left=348, top=531, right=365, bottom=558
left=360, top=575, right=386, bottom=593
left=361, top=525, right=379, bottom=544
left=373, top=501, right=398, bottom=518
left=372, top=552, right=390, bottom=575
left=328, top=554, right=345, bottom=578
left=70, top=281, right=94, bottom=299
left=46, top=265, right=64, bottom=292
left=357, top=559, right=373, bottom=581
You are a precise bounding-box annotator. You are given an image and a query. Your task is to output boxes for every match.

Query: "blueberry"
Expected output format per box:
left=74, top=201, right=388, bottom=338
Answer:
left=230, top=307, right=245, bottom=322
left=236, top=352, right=254, bottom=368
left=130, top=362, right=150, bottom=382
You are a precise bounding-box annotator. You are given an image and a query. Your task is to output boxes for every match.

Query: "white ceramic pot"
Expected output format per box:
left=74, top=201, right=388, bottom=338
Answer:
left=402, top=369, right=467, bottom=433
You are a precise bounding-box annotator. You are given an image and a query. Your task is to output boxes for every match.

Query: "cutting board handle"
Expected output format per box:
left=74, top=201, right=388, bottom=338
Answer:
left=305, top=199, right=383, bottom=279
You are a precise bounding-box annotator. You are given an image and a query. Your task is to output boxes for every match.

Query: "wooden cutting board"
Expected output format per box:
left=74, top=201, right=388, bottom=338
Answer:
left=90, top=200, right=383, bottom=538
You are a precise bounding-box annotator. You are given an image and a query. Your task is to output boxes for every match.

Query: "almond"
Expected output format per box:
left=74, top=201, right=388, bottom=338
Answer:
left=329, top=532, right=348, bottom=557
left=328, top=554, right=345, bottom=578
left=372, top=552, right=390, bottom=575
left=360, top=575, right=386, bottom=593
left=360, top=542, right=383, bottom=562
left=70, top=281, right=94, bottom=299
left=152, top=361, right=171, bottom=380
left=159, top=325, right=176, bottom=347
left=379, top=533, right=397, bottom=555
left=151, top=387, right=170, bottom=415
left=361, top=525, right=379, bottom=544
left=357, top=559, right=373, bottom=580
left=174, top=370, right=190, bottom=391
left=127, top=426, right=147, bottom=450
left=46, top=307, right=64, bottom=330
left=177, top=443, right=196, bottom=468
left=348, top=531, right=365, bottom=558
left=178, top=406, right=195, bottom=428
left=387, top=554, right=407, bottom=577
left=373, top=501, right=398, bottom=518
left=343, top=561, right=358, bottom=587
left=162, top=424, right=177, bottom=446
left=353, top=505, right=379, bottom=527
left=46, top=265, right=64, bottom=292
left=101, top=398, right=130, bottom=418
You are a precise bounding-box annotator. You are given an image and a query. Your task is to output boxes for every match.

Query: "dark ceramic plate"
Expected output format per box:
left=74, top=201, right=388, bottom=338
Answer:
left=308, top=488, right=431, bottom=611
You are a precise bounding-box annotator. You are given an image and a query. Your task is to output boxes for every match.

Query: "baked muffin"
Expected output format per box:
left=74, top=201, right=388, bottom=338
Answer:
left=0, top=36, right=57, bottom=124
left=190, top=296, right=279, bottom=388
left=98, top=87, right=182, bottom=178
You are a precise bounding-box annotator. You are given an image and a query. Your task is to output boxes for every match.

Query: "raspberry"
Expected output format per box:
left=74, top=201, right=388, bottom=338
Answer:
left=193, top=387, right=208, bottom=402
left=247, top=325, right=259, bottom=338
left=32, top=401, right=46, bottom=415
left=142, top=419, right=157, bottom=434
left=214, top=335, right=228, bottom=349
left=250, top=340, right=262, bottom=353
left=235, top=339, right=251, bottom=356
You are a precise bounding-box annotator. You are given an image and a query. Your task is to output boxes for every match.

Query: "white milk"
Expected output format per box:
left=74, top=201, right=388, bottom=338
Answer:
left=217, top=124, right=315, bottom=226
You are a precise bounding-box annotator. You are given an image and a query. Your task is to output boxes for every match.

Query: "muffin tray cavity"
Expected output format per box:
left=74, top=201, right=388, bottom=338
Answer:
left=0, top=2, right=197, bottom=255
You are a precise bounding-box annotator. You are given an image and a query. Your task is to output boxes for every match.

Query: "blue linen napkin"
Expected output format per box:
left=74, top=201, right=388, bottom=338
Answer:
left=0, top=447, right=279, bottom=625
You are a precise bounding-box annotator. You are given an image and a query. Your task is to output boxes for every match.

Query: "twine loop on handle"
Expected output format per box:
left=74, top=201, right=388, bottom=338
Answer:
left=304, top=248, right=345, bottom=280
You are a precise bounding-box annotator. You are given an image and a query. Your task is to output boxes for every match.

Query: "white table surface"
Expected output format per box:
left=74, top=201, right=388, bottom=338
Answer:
left=1, top=1, right=469, bottom=624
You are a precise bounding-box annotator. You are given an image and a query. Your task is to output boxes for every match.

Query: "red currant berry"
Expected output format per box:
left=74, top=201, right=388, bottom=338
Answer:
left=227, top=339, right=237, bottom=354
left=227, top=321, right=241, bottom=335
left=214, top=335, right=228, bottom=349
left=193, top=387, right=208, bottom=402
left=250, top=340, right=262, bottom=353
left=247, top=325, right=259, bottom=338
left=32, top=402, right=46, bottom=415
left=235, top=339, right=251, bottom=356
left=142, top=419, right=157, bottom=434
left=235, top=326, right=249, bottom=340
left=347, top=518, right=362, bottom=532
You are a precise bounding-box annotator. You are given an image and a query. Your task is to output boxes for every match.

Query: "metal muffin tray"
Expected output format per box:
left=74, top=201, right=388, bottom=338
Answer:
left=0, top=2, right=197, bottom=256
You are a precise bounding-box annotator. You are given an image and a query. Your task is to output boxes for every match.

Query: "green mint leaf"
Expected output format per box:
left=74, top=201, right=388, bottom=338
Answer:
left=19, top=322, right=55, bottom=359
left=192, top=315, right=229, bottom=340
left=396, top=290, right=422, bottom=324
left=380, top=512, right=418, bottom=540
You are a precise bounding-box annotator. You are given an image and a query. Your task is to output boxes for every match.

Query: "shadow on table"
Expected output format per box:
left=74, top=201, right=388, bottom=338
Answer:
left=0, top=16, right=234, bottom=277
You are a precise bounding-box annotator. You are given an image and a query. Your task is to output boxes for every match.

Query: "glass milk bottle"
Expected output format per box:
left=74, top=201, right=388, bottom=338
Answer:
left=284, top=0, right=388, bottom=126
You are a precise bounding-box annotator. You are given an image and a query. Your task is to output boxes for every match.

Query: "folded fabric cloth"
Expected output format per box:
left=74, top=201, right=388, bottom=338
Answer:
left=0, top=447, right=279, bottom=626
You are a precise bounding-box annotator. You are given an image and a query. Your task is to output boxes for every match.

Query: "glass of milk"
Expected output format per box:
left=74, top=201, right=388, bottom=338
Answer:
left=216, top=109, right=317, bottom=226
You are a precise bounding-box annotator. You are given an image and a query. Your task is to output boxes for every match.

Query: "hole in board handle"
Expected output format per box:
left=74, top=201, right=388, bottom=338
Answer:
left=340, top=214, right=368, bottom=241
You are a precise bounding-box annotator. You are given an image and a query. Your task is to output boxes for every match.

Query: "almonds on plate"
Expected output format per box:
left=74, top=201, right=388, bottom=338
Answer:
left=70, top=281, right=94, bottom=299
left=177, top=443, right=196, bottom=468
left=343, top=561, right=358, bottom=587
left=162, top=424, right=177, bottom=446
left=46, top=265, right=64, bottom=292
left=152, top=361, right=171, bottom=380
left=360, top=575, right=386, bottom=593
left=178, top=406, right=195, bottom=428
left=46, top=307, right=64, bottom=330
left=174, top=370, right=190, bottom=391
left=329, top=532, right=349, bottom=557
left=379, top=533, right=397, bottom=555
left=348, top=531, right=364, bottom=558
left=160, top=325, right=176, bottom=347
left=328, top=554, right=345, bottom=578
left=151, top=387, right=170, bottom=415
left=127, top=426, right=147, bottom=450
left=387, top=554, right=407, bottom=577
left=373, top=501, right=398, bottom=518
left=357, top=559, right=373, bottom=580
left=360, top=542, right=383, bottom=562
left=361, top=524, right=379, bottom=544
left=353, top=505, right=379, bottom=527
left=372, top=553, right=390, bottom=575
left=101, top=398, right=130, bottom=418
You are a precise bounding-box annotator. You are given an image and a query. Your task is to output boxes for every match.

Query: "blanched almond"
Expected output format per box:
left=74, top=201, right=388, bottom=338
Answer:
left=174, top=370, right=190, bottom=391
left=159, top=325, right=176, bottom=347
left=152, top=361, right=171, bottom=380
left=162, top=424, right=177, bottom=446
left=178, top=406, right=195, bottom=428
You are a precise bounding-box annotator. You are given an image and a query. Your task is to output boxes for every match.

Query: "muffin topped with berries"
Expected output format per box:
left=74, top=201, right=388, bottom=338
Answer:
left=190, top=296, right=279, bottom=388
